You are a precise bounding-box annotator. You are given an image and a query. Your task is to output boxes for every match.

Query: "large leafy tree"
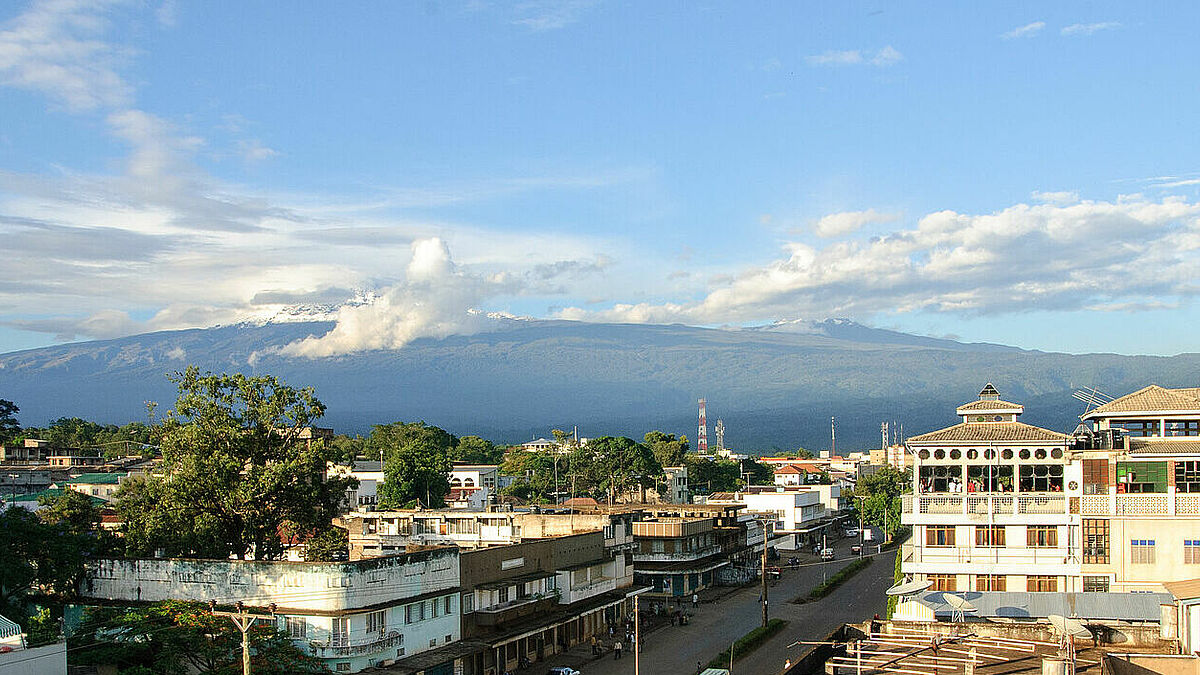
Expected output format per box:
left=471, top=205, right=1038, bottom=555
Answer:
left=0, top=398, right=18, bottom=446
left=684, top=456, right=742, bottom=494
left=644, top=431, right=689, bottom=467
left=118, top=367, right=355, bottom=560
left=571, top=436, right=661, bottom=504
left=373, top=422, right=455, bottom=508
left=850, top=465, right=911, bottom=539
left=500, top=450, right=561, bottom=503
left=454, top=435, right=503, bottom=464
left=72, top=600, right=324, bottom=674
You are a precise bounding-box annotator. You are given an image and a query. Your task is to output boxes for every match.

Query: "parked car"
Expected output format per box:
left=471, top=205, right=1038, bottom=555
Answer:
left=548, top=668, right=581, bottom=675
left=820, top=548, right=835, bottom=560
left=851, top=544, right=863, bottom=555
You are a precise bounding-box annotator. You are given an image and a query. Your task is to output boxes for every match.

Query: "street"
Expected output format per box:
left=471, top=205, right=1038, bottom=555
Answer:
left=543, top=537, right=894, bottom=675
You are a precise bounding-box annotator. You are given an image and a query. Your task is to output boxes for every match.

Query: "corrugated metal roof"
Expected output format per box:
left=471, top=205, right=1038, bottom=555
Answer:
left=913, top=590, right=1170, bottom=621
left=1164, top=579, right=1200, bottom=600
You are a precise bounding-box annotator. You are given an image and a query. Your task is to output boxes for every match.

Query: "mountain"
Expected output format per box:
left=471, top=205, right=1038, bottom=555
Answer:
left=2, top=319, right=1198, bottom=452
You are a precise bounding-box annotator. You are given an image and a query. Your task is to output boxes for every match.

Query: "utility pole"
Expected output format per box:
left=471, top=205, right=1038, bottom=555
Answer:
left=210, top=601, right=275, bottom=675
left=634, top=596, right=640, bottom=675
left=761, top=536, right=769, bottom=627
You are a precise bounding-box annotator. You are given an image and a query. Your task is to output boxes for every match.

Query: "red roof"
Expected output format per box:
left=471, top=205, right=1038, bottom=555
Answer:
left=562, top=497, right=599, bottom=507
left=774, top=464, right=808, bottom=474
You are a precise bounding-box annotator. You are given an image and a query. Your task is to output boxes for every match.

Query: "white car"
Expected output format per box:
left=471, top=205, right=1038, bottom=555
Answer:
left=820, top=548, right=835, bottom=560
left=548, top=668, right=581, bottom=675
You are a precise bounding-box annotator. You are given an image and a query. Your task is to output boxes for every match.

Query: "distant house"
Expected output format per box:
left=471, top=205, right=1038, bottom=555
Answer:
left=62, top=472, right=128, bottom=502
left=520, top=438, right=557, bottom=452
left=0, top=439, right=54, bottom=464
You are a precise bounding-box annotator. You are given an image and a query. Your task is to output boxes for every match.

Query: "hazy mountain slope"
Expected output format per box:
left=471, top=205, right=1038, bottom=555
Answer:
left=1, top=319, right=1197, bottom=451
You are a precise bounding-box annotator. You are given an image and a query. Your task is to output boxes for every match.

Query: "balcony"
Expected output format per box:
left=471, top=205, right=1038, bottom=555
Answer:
left=474, top=594, right=557, bottom=626
left=903, top=494, right=1067, bottom=516
left=324, top=631, right=403, bottom=657
left=903, top=545, right=1078, bottom=576
left=633, top=544, right=721, bottom=563
left=558, top=576, right=618, bottom=605
left=1080, top=493, right=1194, bottom=516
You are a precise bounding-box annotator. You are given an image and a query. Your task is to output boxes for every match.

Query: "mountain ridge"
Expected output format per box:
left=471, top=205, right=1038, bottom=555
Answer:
left=2, top=319, right=1197, bottom=451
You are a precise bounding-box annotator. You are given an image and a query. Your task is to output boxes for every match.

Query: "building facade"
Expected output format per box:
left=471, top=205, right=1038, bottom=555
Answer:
left=901, top=384, right=1080, bottom=594
left=80, top=549, right=462, bottom=673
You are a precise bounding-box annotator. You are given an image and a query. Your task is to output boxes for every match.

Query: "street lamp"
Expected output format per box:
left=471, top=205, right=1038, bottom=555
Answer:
left=856, top=495, right=867, bottom=557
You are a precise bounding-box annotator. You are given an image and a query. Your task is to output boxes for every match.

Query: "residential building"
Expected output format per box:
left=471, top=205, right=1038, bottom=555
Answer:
left=61, top=472, right=127, bottom=502
left=708, top=485, right=837, bottom=550
left=328, top=460, right=384, bottom=508
left=450, top=465, right=499, bottom=492
left=47, top=454, right=105, bottom=468
left=0, top=438, right=53, bottom=464
left=901, top=383, right=1080, bottom=595
left=630, top=516, right=724, bottom=597
left=1072, top=384, right=1200, bottom=593
left=520, top=438, right=557, bottom=452
left=662, top=466, right=689, bottom=504
left=3, top=487, right=105, bottom=512
left=80, top=549, right=462, bottom=673
left=456, top=530, right=637, bottom=674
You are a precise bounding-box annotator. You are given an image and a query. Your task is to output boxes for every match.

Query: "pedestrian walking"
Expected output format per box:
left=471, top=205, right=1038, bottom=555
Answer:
left=614, top=640, right=623, bottom=660
left=692, top=593, right=698, bottom=608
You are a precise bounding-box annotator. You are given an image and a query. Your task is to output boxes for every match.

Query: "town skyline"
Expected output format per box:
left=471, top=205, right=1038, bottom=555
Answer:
left=4, top=2, right=1200, bottom=358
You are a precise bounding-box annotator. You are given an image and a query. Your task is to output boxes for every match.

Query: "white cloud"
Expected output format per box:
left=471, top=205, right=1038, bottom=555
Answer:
left=511, top=0, right=598, bottom=31
left=559, top=196, right=1200, bottom=325
left=813, top=209, right=900, bottom=238
left=0, top=0, right=133, bottom=111
left=1001, top=21, right=1045, bottom=39
left=806, top=46, right=903, bottom=67
left=1062, top=22, right=1120, bottom=36
left=1031, top=190, right=1080, bottom=205
left=278, top=238, right=494, bottom=357
left=237, top=139, right=279, bottom=162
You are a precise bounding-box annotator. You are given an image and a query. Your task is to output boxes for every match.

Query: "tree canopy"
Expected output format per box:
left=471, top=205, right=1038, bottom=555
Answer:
left=117, top=368, right=354, bottom=561
left=850, top=465, right=911, bottom=539
left=570, top=436, right=661, bottom=504
left=0, top=398, right=18, bottom=446
left=373, top=421, right=455, bottom=508
left=454, top=435, right=503, bottom=464
left=643, top=431, right=689, bottom=467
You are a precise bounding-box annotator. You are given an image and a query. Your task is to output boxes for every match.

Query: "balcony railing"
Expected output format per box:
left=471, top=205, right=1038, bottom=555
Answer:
left=907, top=545, right=1074, bottom=566
left=905, top=494, right=1067, bottom=515
left=904, top=492, right=1200, bottom=517
left=325, top=631, right=403, bottom=657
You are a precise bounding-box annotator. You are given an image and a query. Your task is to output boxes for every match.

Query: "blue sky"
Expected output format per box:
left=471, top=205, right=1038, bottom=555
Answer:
left=2, top=1, right=1200, bottom=356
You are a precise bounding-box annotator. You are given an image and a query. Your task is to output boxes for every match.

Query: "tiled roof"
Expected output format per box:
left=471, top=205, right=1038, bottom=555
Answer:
left=1129, top=438, right=1200, bottom=455
left=1164, top=579, right=1200, bottom=600
left=774, top=465, right=806, bottom=474
left=1082, top=385, right=1200, bottom=418
left=956, top=399, right=1024, bottom=412
left=907, top=421, right=1070, bottom=444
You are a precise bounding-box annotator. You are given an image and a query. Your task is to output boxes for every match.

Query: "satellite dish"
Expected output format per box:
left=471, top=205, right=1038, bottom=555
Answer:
left=1048, top=614, right=1092, bottom=640
left=944, top=594, right=977, bottom=612
left=887, top=579, right=934, bottom=596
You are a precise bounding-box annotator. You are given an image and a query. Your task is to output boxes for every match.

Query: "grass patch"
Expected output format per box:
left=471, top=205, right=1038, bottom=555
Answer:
left=707, top=618, right=789, bottom=668
left=797, top=556, right=873, bottom=602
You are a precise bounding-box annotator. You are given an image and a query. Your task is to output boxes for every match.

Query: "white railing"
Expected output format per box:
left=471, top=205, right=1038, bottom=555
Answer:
left=1018, top=495, right=1065, bottom=514
left=1080, top=495, right=1110, bottom=515
left=1179, top=494, right=1200, bottom=515
left=909, top=494, right=1065, bottom=515
left=1116, top=494, right=1168, bottom=515
left=908, top=545, right=1073, bottom=566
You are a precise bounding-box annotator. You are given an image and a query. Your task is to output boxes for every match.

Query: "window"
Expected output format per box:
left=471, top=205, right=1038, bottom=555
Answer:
left=928, top=574, right=956, bottom=591
left=1166, top=421, right=1200, bottom=437
left=1083, top=459, right=1109, bottom=495
left=445, top=634, right=453, bottom=643
left=1111, top=420, right=1161, bottom=437
left=545, top=576, right=557, bottom=591
left=975, top=526, right=1006, bottom=547
left=1027, top=526, right=1058, bottom=548
left=332, top=618, right=349, bottom=647
left=1131, top=539, right=1156, bottom=564
left=337, top=663, right=351, bottom=672
left=430, top=639, right=437, bottom=647
left=918, top=465, right=963, bottom=493
left=405, top=604, right=415, bottom=624
left=445, top=595, right=453, bottom=615
left=367, top=610, right=386, bottom=634
left=1083, top=576, right=1110, bottom=593
left=1027, top=575, right=1058, bottom=592
left=926, top=526, right=955, bottom=547
left=1019, top=465, right=1063, bottom=492
left=1177, top=462, right=1200, bottom=493
left=461, top=592, right=474, bottom=614
left=431, top=597, right=440, bottom=617
left=651, top=540, right=665, bottom=553
left=1118, top=462, right=1167, bottom=493
left=498, top=586, right=509, bottom=603
left=967, top=465, right=1013, bottom=492
left=284, top=616, right=306, bottom=639
left=1185, top=540, right=1200, bottom=564
left=976, top=575, right=1006, bottom=591
left=1083, top=519, right=1109, bottom=564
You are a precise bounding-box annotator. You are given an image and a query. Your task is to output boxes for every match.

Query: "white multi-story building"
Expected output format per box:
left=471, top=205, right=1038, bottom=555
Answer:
left=81, top=548, right=462, bottom=673
left=901, top=384, right=1081, bottom=594
left=662, top=466, right=689, bottom=503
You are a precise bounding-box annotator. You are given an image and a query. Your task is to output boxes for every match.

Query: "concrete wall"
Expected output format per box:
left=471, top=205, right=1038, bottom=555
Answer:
left=0, top=642, right=66, bottom=675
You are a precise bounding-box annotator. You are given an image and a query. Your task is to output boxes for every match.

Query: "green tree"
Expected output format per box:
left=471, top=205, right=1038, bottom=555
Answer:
left=684, top=456, right=742, bottom=494
left=500, top=451, right=560, bottom=503
left=454, top=435, right=503, bottom=464
left=373, top=422, right=455, bottom=508
left=571, top=436, right=661, bottom=504
left=850, top=465, right=911, bottom=539
left=0, top=398, right=18, bottom=446
left=117, top=367, right=355, bottom=561
left=71, top=600, right=324, bottom=674
left=794, top=448, right=815, bottom=459
left=744, top=458, right=773, bottom=485
left=303, top=527, right=348, bottom=562
left=643, top=431, right=689, bottom=467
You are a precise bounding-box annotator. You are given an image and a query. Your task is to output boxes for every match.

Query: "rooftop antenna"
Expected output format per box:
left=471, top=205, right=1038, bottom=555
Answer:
left=698, top=399, right=708, bottom=453
left=715, top=419, right=725, bottom=451
left=881, top=421, right=889, bottom=451
left=831, top=416, right=836, bottom=456
left=1072, top=387, right=1114, bottom=416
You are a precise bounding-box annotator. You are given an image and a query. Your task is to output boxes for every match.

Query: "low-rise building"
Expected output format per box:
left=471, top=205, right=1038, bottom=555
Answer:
left=630, top=516, right=724, bottom=597
left=0, top=439, right=54, bottom=464
left=708, top=486, right=836, bottom=550
left=61, top=472, right=127, bottom=502
left=80, top=549, right=462, bottom=673
left=662, top=466, right=689, bottom=504
left=47, top=453, right=105, bottom=468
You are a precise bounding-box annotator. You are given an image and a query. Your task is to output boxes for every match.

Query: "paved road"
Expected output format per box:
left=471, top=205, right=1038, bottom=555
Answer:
left=543, top=538, right=895, bottom=675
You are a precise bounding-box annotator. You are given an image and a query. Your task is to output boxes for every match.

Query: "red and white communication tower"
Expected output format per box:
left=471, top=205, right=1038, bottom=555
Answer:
left=697, top=398, right=708, bottom=452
